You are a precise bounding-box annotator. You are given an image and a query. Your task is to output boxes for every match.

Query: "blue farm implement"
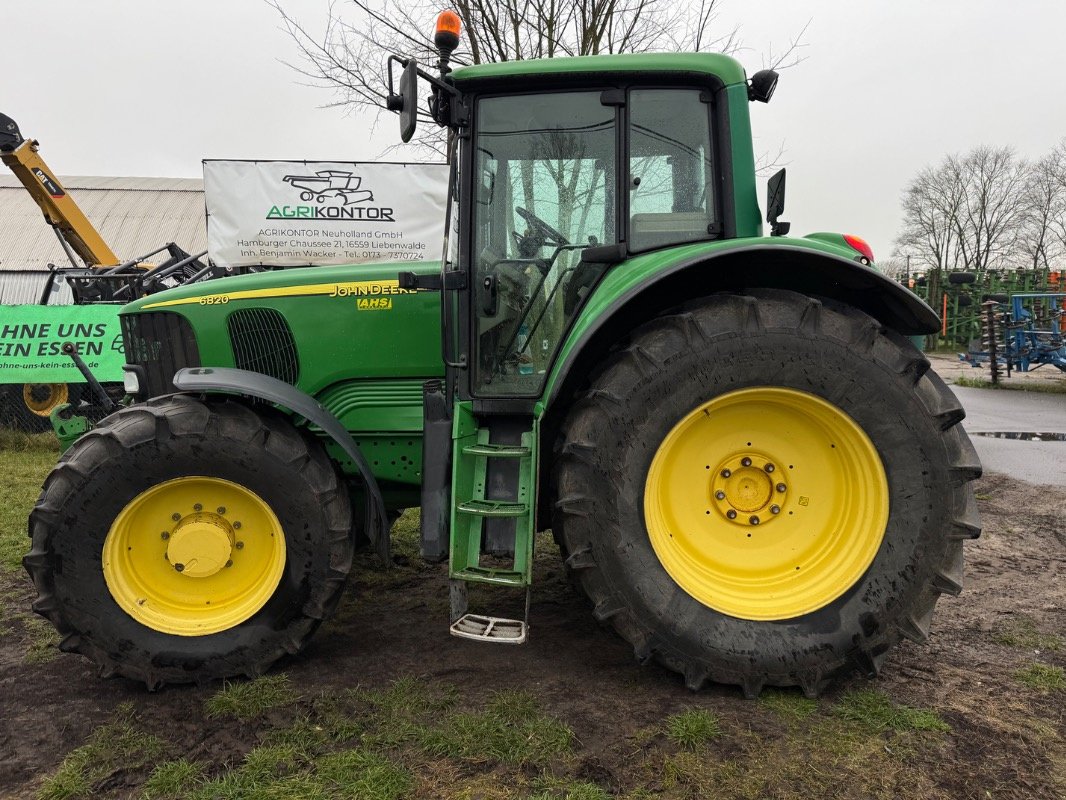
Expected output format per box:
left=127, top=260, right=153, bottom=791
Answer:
left=961, top=292, right=1066, bottom=383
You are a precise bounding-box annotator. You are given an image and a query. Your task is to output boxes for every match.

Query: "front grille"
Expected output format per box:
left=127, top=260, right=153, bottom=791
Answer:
left=121, top=312, right=200, bottom=396
left=227, top=307, right=299, bottom=385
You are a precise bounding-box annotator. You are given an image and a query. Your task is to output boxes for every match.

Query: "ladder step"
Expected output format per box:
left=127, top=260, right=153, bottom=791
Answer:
left=453, top=566, right=526, bottom=587
left=457, top=499, right=529, bottom=517
left=462, top=443, right=531, bottom=458
left=450, top=613, right=527, bottom=644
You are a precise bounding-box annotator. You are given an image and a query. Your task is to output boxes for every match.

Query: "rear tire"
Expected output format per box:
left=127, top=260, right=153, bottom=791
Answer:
left=25, top=394, right=353, bottom=688
left=553, top=290, right=981, bottom=697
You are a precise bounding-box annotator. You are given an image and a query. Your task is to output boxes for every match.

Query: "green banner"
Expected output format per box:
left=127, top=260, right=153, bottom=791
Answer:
left=0, top=305, right=125, bottom=384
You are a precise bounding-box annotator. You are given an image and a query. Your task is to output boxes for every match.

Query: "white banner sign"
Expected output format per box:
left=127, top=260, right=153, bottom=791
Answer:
left=203, top=160, right=448, bottom=268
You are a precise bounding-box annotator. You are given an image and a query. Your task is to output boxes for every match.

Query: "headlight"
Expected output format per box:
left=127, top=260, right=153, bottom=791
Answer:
left=121, top=366, right=141, bottom=396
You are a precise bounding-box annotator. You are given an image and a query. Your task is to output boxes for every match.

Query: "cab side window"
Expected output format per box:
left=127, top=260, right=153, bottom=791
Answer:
left=629, top=89, right=717, bottom=252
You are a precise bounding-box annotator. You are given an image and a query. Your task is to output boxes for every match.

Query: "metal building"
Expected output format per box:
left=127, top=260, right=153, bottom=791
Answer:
left=0, top=175, right=205, bottom=304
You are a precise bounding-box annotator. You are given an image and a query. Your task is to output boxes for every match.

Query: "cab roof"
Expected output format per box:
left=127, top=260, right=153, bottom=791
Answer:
left=450, top=52, right=748, bottom=87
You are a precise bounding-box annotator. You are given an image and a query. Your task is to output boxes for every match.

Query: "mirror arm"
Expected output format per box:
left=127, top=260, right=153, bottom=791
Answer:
left=387, top=54, right=462, bottom=100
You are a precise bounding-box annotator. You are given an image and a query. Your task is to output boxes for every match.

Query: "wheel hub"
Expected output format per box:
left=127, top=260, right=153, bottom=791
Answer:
left=167, top=514, right=234, bottom=578
left=712, top=455, right=786, bottom=522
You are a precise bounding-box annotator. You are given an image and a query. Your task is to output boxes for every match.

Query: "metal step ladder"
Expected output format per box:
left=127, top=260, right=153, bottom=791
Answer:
left=447, top=405, right=536, bottom=643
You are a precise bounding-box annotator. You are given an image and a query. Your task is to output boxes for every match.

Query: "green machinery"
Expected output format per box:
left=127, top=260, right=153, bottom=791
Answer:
left=25, top=16, right=980, bottom=697
left=908, top=267, right=1061, bottom=349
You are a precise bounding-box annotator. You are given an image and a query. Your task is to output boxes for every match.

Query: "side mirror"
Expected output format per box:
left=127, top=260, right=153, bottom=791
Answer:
left=387, top=60, right=418, bottom=143
left=397, top=61, right=418, bottom=143
left=766, top=168, right=790, bottom=237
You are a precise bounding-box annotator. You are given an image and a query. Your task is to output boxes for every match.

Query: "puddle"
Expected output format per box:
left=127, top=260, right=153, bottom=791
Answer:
left=970, top=431, right=1066, bottom=442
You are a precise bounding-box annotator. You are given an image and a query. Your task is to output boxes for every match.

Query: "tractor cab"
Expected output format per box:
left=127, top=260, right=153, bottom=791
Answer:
left=387, top=14, right=773, bottom=640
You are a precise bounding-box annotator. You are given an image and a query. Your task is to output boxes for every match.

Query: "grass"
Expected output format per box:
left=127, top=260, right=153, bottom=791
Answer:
left=142, top=759, right=203, bottom=799
left=0, top=428, right=60, bottom=453
left=993, top=615, right=1062, bottom=652
left=421, top=689, right=573, bottom=765
left=347, top=676, right=460, bottom=747
left=194, top=680, right=572, bottom=796
left=665, top=708, right=720, bottom=749
left=758, top=689, right=819, bottom=722
left=38, top=703, right=166, bottom=800
left=1014, top=663, right=1066, bottom=691
left=22, top=614, right=59, bottom=663
left=0, top=446, right=56, bottom=572
left=953, top=375, right=1066, bottom=393
left=834, top=689, right=949, bottom=733
left=651, top=691, right=952, bottom=799
left=190, top=744, right=410, bottom=800
left=205, top=674, right=298, bottom=720
left=528, top=783, right=612, bottom=800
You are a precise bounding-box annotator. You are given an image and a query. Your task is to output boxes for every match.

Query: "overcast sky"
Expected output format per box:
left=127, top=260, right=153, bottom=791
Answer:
left=4, top=0, right=1064, bottom=261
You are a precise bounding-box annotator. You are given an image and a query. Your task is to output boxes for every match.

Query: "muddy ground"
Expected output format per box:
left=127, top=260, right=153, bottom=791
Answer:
left=0, top=460, right=1064, bottom=797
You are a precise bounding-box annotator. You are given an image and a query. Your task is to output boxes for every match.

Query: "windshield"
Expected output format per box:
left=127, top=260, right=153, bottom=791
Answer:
left=472, top=91, right=616, bottom=396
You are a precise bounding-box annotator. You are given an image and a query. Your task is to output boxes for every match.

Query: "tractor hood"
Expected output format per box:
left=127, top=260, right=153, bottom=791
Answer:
left=120, top=261, right=443, bottom=396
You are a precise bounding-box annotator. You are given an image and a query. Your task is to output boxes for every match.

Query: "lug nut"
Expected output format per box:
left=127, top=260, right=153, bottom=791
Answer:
left=225, top=559, right=233, bottom=568
left=726, top=510, right=737, bottom=520
left=776, top=483, right=787, bottom=493
left=750, top=516, right=760, bottom=525
left=714, top=490, right=726, bottom=500
left=741, top=457, right=752, bottom=467
left=217, top=506, right=226, bottom=515
left=764, top=463, right=775, bottom=473
left=160, top=531, right=170, bottom=540
left=193, top=503, right=203, bottom=512
left=174, top=563, right=185, bottom=573
left=770, top=505, right=781, bottom=515
left=721, top=468, right=731, bottom=478
left=235, top=541, right=244, bottom=550
left=233, top=521, right=242, bottom=529
left=171, top=513, right=181, bottom=521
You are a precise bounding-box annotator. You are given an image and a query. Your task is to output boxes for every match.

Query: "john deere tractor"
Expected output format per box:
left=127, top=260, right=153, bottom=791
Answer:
left=25, top=13, right=980, bottom=697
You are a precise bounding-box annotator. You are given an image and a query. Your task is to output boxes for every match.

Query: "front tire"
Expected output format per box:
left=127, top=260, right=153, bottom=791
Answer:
left=553, top=290, right=981, bottom=697
left=25, top=395, right=353, bottom=688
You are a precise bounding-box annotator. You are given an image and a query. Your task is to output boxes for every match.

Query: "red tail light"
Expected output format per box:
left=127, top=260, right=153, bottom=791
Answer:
left=843, top=234, right=874, bottom=263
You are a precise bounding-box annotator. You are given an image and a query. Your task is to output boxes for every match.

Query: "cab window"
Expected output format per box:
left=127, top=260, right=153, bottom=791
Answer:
left=628, top=89, right=717, bottom=252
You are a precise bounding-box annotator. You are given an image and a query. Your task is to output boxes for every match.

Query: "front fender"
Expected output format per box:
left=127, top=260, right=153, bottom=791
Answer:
left=172, top=366, right=390, bottom=563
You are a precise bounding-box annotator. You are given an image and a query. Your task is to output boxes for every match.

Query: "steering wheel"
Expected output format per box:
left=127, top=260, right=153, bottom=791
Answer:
left=515, top=206, right=570, bottom=246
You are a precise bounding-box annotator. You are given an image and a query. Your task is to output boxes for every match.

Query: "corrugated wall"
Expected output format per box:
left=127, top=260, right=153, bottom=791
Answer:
left=0, top=175, right=206, bottom=272
left=0, top=270, right=74, bottom=305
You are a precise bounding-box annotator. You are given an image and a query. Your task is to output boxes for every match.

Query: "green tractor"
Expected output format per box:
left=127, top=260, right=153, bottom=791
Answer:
left=25, top=17, right=980, bottom=697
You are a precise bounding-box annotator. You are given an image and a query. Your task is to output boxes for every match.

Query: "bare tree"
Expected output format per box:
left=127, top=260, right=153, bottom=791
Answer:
left=894, top=160, right=965, bottom=272
left=895, top=146, right=1033, bottom=275
left=269, top=0, right=807, bottom=155
left=1019, top=144, right=1066, bottom=270
left=951, top=146, right=1029, bottom=273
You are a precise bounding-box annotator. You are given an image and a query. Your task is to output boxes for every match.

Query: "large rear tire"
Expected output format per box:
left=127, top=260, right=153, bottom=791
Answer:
left=25, top=394, right=353, bottom=688
left=553, top=290, right=981, bottom=697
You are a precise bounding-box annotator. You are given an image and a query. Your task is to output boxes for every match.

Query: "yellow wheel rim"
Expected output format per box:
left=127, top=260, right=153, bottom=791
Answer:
left=644, top=387, right=889, bottom=621
left=103, top=477, right=286, bottom=636
left=23, top=383, right=68, bottom=417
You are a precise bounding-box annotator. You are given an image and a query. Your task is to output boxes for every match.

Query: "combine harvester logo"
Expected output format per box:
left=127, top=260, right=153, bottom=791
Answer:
left=283, top=170, right=374, bottom=205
